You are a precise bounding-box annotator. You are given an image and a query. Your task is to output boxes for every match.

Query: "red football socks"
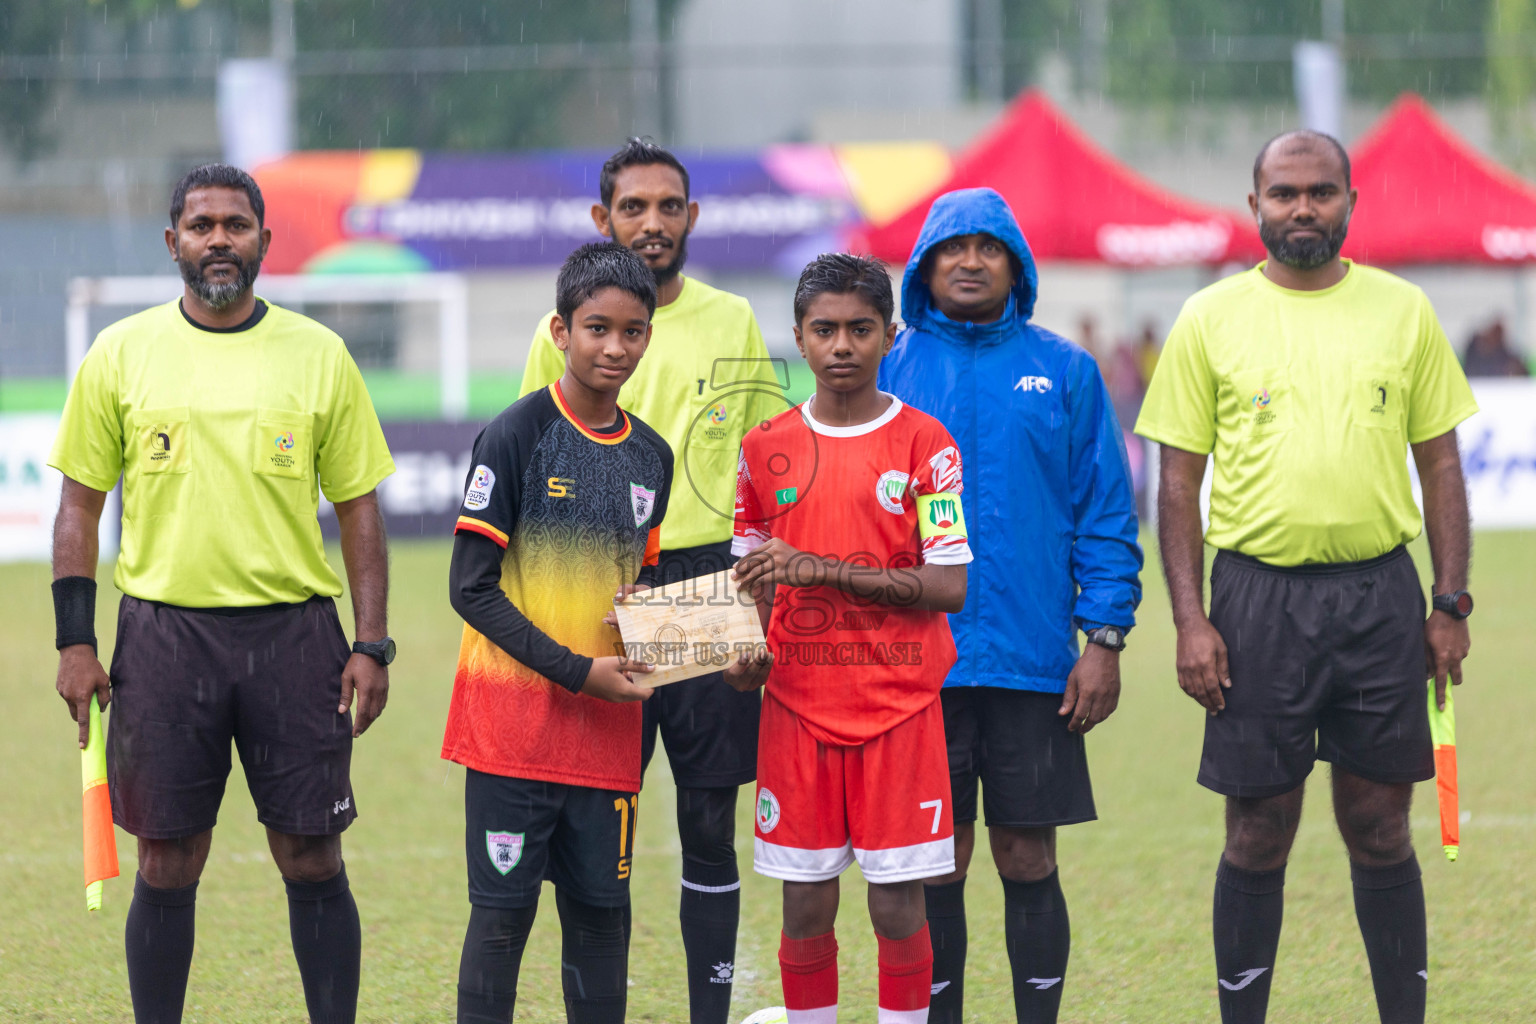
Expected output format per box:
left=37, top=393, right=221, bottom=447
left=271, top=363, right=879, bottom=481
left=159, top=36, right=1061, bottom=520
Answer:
left=780, top=930, right=839, bottom=1022
left=877, top=923, right=934, bottom=1023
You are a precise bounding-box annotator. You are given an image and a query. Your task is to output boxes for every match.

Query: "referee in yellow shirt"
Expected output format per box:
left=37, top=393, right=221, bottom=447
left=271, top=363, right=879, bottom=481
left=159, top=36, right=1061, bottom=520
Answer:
left=50, top=165, right=396, bottom=1024
left=519, top=138, right=780, bottom=1024
left=1136, top=132, right=1476, bottom=1024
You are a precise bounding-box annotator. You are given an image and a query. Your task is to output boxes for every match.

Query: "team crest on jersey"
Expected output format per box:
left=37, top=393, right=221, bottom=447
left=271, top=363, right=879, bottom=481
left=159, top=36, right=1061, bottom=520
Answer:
left=756, top=788, right=781, bottom=833
left=875, top=470, right=910, bottom=514
left=486, top=831, right=524, bottom=875
left=465, top=465, right=495, bottom=511
left=630, top=481, right=656, bottom=527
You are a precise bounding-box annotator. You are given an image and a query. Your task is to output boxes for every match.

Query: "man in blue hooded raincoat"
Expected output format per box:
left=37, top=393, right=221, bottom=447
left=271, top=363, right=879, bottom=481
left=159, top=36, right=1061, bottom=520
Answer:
left=879, top=187, right=1142, bottom=1024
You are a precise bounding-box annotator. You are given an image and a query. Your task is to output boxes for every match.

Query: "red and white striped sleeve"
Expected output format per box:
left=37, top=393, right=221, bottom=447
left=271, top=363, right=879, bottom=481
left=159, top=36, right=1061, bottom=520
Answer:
left=731, top=446, right=772, bottom=557
left=910, top=432, right=973, bottom=566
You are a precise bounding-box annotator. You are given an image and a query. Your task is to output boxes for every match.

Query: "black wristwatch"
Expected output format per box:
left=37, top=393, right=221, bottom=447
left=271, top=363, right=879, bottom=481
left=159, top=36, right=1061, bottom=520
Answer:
left=352, top=636, right=397, bottom=666
left=1432, top=591, right=1474, bottom=621
left=1083, top=625, right=1127, bottom=652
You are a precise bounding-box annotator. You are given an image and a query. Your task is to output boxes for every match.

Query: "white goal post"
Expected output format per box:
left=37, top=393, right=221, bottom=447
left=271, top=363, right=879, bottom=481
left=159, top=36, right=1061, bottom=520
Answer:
left=65, top=273, right=472, bottom=420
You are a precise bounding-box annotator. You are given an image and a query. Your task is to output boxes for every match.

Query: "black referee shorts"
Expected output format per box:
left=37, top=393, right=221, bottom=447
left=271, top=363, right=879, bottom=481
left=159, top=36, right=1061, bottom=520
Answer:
left=1200, top=546, right=1435, bottom=799
left=106, top=595, right=356, bottom=839
left=943, top=687, right=1097, bottom=829
left=639, top=540, right=760, bottom=789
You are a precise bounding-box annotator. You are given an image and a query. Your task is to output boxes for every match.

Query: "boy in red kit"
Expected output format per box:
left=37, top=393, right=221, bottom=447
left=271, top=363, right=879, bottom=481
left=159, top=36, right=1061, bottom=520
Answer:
left=730, top=253, right=972, bottom=1023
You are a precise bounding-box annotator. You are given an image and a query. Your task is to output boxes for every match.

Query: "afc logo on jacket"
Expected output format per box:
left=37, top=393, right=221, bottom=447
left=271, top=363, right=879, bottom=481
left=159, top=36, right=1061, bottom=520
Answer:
left=1014, top=375, right=1054, bottom=394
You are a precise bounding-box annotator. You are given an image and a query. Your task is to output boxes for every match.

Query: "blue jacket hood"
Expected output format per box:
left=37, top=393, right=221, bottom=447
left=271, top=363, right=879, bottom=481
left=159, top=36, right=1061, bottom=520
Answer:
left=900, top=187, right=1039, bottom=330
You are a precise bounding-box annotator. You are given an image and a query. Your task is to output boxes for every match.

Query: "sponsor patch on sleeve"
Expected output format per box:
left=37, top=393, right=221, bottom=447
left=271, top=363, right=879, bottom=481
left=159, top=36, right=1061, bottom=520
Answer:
left=464, top=464, right=495, bottom=511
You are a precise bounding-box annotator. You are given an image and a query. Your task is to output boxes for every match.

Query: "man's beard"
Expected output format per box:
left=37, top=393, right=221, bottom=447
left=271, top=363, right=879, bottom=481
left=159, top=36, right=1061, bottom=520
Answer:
left=178, top=248, right=262, bottom=311
left=643, top=230, right=689, bottom=287
left=1259, top=213, right=1349, bottom=270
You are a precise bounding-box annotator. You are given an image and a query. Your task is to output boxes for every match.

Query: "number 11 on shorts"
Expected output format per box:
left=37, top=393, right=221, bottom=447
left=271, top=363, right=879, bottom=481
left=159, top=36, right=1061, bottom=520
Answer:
left=920, top=799, right=943, bottom=835
left=613, top=794, right=638, bottom=879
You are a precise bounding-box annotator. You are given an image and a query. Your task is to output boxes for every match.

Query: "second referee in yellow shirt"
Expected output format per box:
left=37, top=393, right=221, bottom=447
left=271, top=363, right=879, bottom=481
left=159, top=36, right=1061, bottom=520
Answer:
left=1136, top=131, right=1476, bottom=1024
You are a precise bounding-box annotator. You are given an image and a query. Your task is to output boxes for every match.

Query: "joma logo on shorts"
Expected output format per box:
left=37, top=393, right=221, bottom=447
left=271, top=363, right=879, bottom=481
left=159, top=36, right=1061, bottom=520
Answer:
left=332, top=796, right=351, bottom=815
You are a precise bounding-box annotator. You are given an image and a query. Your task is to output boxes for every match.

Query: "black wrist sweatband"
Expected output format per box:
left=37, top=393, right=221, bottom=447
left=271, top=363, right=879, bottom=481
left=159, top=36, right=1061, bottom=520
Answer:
left=53, top=576, right=98, bottom=652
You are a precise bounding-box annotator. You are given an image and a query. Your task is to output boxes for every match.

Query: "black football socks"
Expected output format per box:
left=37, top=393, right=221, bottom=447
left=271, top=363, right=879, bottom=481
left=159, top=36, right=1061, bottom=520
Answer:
left=458, top=902, right=538, bottom=1023
left=125, top=875, right=198, bottom=1024
left=677, top=785, right=741, bottom=1024
left=1001, top=869, right=1071, bottom=1023
left=680, top=855, right=741, bottom=1024
left=924, top=877, right=968, bottom=1023
left=1351, top=855, right=1428, bottom=1024
left=557, top=889, right=629, bottom=1024
left=1213, top=857, right=1286, bottom=1024
left=285, top=866, right=361, bottom=1024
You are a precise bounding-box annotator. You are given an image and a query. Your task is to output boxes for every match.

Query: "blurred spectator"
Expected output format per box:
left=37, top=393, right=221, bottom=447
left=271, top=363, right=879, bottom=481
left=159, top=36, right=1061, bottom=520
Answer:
left=1077, top=313, right=1103, bottom=365
left=1462, top=318, right=1529, bottom=377
left=1134, top=321, right=1161, bottom=388
left=1107, top=328, right=1148, bottom=430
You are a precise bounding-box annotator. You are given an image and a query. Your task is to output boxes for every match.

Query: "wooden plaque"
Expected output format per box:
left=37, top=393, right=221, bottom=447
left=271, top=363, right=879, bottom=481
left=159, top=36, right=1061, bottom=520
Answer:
left=612, top=569, right=767, bottom=687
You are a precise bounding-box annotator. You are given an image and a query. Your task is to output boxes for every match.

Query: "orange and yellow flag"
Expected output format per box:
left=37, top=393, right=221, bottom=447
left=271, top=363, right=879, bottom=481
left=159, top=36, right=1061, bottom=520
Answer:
left=81, top=699, right=119, bottom=910
left=1428, top=683, right=1459, bottom=862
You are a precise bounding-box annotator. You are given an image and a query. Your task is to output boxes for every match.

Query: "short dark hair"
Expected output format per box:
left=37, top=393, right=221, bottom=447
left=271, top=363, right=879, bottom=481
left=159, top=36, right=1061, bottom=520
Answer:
left=170, top=163, right=265, bottom=229
left=793, top=253, right=895, bottom=327
left=1252, top=129, right=1351, bottom=191
left=555, top=241, right=658, bottom=325
left=600, top=137, right=691, bottom=208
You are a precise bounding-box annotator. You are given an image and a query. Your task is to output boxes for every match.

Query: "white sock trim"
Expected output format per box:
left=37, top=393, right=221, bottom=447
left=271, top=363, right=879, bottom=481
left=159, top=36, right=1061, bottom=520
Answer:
left=680, top=878, right=742, bottom=894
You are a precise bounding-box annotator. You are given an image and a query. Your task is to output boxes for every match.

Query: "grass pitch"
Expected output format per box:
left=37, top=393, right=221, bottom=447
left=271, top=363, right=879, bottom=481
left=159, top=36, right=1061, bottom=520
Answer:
left=2, top=532, right=1533, bottom=1022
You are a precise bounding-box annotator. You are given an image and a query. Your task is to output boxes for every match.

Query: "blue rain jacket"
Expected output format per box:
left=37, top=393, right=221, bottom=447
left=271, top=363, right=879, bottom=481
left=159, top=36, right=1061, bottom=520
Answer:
left=879, top=188, right=1142, bottom=693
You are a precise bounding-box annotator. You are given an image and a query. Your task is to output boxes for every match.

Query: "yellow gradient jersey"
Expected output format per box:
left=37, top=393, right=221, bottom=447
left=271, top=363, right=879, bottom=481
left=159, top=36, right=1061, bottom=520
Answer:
left=520, top=275, right=781, bottom=550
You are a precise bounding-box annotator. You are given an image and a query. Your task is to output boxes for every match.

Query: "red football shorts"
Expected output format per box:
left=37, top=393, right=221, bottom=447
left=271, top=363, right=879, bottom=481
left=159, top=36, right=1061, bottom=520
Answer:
left=753, top=691, right=955, bottom=884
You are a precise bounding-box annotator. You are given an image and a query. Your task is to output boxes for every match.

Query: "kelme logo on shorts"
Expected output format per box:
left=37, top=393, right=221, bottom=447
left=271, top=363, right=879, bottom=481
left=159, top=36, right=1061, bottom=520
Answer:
left=486, top=831, right=524, bottom=875
left=756, top=788, right=781, bottom=833
left=875, top=470, right=910, bottom=514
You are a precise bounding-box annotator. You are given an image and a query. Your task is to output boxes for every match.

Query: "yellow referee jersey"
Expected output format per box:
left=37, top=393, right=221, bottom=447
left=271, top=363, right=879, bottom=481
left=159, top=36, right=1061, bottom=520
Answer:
left=519, top=275, right=781, bottom=550
left=1135, top=261, right=1478, bottom=566
left=49, top=300, right=395, bottom=606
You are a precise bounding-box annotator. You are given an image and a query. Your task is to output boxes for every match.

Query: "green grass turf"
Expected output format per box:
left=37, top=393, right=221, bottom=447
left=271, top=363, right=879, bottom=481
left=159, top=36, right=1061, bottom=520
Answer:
left=2, top=533, right=1533, bottom=1022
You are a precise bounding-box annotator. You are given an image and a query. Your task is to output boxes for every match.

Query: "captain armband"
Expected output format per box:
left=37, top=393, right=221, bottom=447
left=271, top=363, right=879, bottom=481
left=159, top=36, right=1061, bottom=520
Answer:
left=916, top=492, right=968, bottom=541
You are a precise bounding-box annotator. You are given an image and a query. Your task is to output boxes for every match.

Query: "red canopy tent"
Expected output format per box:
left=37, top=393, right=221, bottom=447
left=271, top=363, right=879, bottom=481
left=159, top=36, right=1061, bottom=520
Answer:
left=854, top=90, right=1262, bottom=267
left=1344, top=94, right=1536, bottom=265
